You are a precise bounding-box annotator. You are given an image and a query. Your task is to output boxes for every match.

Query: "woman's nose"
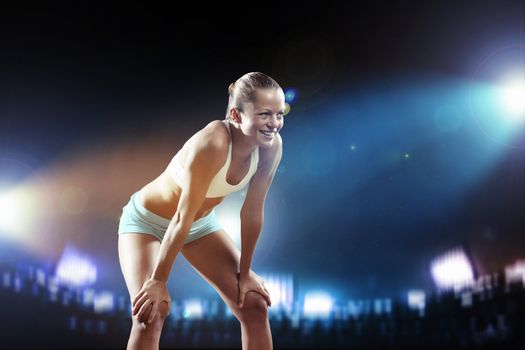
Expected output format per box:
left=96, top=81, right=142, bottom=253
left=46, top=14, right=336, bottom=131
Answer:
left=269, top=115, right=280, bottom=127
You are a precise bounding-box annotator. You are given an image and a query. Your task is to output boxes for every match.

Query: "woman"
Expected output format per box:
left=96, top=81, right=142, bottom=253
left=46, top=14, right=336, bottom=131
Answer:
left=117, top=72, right=285, bottom=350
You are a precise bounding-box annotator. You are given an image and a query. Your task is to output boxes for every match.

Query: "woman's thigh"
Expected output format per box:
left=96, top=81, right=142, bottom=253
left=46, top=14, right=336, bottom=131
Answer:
left=181, top=230, right=246, bottom=314
left=118, top=233, right=161, bottom=299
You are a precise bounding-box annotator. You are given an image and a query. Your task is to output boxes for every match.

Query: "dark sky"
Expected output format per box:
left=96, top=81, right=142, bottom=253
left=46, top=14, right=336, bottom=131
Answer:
left=1, top=1, right=524, bottom=300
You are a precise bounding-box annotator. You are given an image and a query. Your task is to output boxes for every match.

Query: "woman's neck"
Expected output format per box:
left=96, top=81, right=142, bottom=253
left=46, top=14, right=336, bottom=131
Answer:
left=227, top=121, right=258, bottom=161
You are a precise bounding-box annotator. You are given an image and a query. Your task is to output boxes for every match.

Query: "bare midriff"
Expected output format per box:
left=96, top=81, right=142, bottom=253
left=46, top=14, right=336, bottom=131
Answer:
left=137, top=151, right=252, bottom=222
left=138, top=169, right=225, bottom=222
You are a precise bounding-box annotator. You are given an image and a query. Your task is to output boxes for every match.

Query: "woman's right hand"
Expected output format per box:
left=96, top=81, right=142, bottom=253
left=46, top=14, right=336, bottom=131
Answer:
left=132, top=278, right=171, bottom=324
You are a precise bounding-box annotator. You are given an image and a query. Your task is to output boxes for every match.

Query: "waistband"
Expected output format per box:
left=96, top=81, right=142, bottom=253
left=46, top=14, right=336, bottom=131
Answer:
left=130, top=191, right=215, bottom=228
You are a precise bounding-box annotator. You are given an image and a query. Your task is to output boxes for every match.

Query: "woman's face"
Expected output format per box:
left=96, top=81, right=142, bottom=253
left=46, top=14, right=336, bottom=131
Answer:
left=236, top=88, right=285, bottom=148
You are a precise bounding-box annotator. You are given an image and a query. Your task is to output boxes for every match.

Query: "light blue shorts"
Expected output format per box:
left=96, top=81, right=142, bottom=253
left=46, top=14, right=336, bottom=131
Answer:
left=118, top=191, right=223, bottom=243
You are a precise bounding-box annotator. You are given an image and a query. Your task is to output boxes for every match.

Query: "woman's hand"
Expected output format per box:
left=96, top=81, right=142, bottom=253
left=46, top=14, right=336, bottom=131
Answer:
left=237, top=270, right=272, bottom=308
left=132, top=278, right=171, bottom=324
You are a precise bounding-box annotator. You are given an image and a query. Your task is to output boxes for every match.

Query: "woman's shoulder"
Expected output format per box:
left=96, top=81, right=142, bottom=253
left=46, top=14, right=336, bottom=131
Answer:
left=205, top=119, right=229, bottom=134
left=185, top=120, right=230, bottom=156
left=201, top=120, right=230, bottom=145
left=172, top=120, right=229, bottom=169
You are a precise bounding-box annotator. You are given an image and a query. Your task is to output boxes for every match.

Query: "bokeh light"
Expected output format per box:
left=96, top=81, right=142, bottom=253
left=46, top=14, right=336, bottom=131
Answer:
left=284, top=87, right=299, bottom=104
left=283, top=102, right=291, bottom=116
left=303, top=291, right=334, bottom=319
left=183, top=299, right=203, bottom=319
left=55, top=245, right=97, bottom=287
left=430, top=247, right=475, bottom=292
left=407, top=289, right=426, bottom=310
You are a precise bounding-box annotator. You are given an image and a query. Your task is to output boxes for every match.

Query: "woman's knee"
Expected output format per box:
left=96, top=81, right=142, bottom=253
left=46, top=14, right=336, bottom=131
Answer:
left=131, top=301, right=170, bottom=334
left=234, top=291, right=269, bottom=323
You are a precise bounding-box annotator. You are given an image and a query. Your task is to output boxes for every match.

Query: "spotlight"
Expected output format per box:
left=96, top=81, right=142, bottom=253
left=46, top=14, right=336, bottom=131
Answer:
left=0, top=187, right=38, bottom=238
left=0, top=189, right=20, bottom=233
left=498, top=77, right=525, bottom=121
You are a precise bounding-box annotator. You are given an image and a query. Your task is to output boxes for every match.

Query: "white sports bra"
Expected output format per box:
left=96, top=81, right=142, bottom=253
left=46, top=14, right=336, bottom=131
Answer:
left=169, top=120, right=259, bottom=198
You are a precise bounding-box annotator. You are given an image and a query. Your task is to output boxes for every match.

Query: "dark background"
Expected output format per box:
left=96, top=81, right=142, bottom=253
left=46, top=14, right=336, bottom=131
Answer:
left=1, top=1, right=524, bottom=302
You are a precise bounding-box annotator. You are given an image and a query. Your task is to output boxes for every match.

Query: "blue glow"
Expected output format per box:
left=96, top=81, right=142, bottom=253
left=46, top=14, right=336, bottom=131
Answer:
left=260, top=273, right=294, bottom=314
left=433, top=104, right=464, bottom=133
left=281, top=74, right=513, bottom=245
left=407, top=289, right=425, bottom=310
left=284, top=87, right=299, bottom=104
left=183, top=299, right=203, bottom=319
left=469, top=44, right=525, bottom=148
left=55, top=245, right=97, bottom=288
left=470, top=81, right=524, bottom=147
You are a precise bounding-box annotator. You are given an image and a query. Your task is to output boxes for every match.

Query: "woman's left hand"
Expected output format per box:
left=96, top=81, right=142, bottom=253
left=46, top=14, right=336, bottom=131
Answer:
left=237, top=270, right=272, bottom=308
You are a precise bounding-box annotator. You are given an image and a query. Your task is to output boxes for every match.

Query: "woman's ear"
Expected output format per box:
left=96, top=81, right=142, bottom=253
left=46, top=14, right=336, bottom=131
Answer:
left=230, top=108, right=242, bottom=124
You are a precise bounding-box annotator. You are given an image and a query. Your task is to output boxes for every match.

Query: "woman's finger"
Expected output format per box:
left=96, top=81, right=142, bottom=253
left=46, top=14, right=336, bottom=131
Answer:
left=133, top=291, right=149, bottom=312
left=263, top=289, right=272, bottom=306
left=137, top=299, right=153, bottom=323
left=132, top=290, right=145, bottom=308
left=238, top=290, right=246, bottom=308
left=136, top=299, right=148, bottom=322
left=132, top=293, right=150, bottom=315
left=148, top=302, right=158, bottom=324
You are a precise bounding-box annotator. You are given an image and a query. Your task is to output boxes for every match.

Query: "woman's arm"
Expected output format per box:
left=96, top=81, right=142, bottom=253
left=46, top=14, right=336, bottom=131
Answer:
left=239, top=133, right=283, bottom=277
left=152, top=130, right=229, bottom=282
left=132, top=125, right=229, bottom=323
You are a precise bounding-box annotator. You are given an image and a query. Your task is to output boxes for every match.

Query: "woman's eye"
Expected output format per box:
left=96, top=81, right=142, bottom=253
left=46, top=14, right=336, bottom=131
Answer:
left=260, top=112, right=283, bottom=120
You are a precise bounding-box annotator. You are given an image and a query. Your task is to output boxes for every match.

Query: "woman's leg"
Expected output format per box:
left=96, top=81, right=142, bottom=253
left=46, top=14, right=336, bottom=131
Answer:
left=118, top=233, right=171, bottom=350
left=181, top=230, right=273, bottom=350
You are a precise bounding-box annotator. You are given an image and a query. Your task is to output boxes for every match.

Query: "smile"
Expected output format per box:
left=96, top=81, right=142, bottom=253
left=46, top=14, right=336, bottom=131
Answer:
left=259, top=130, right=275, bottom=139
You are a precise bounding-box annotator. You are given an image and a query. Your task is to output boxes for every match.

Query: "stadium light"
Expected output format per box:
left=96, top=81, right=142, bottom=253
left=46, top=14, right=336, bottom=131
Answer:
left=430, top=247, right=475, bottom=292
left=55, top=246, right=97, bottom=287
left=505, top=259, right=525, bottom=285
left=183, top=299, right=203, bottom=319
left=94, top=291, right=115, bottom=314
left=303, top=291, right=334, bottom=319
left=407, top=289, right=426, bottom=310
left=260, top=273, right=294, bottom=314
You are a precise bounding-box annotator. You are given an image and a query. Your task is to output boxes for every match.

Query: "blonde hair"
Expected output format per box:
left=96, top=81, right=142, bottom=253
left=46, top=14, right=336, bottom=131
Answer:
left=225, top=72, right=283, bottom=121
